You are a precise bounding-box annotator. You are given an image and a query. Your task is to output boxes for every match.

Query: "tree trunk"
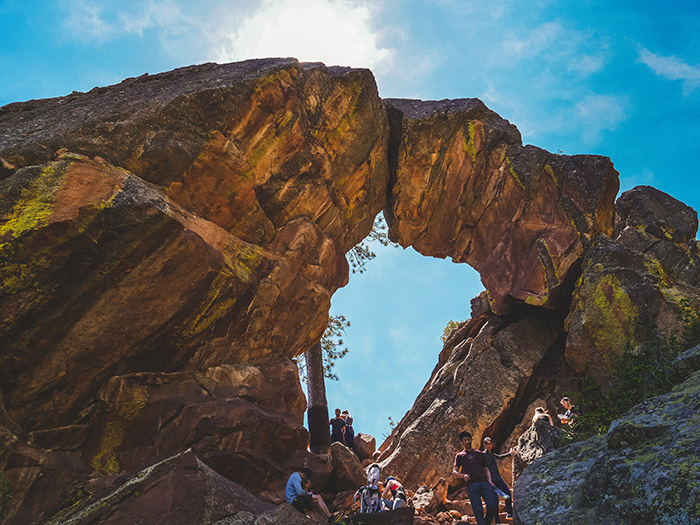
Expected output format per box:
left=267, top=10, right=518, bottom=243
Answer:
left=305, top=341, right=331, bottom=452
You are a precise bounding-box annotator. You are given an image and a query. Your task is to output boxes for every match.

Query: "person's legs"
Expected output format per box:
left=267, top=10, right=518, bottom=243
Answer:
left=292, top=494, right=314, bottom=514
left=313, top=494, right=331, bottom=517
left=493, top=477, right=513, bottom=516
left=467, top=482, right=487, bottom=525
left=393, top=498, right=406, bottom=509
left=346, top=429, right=355, bottom=449
left=482, top=484, right=499, bottom=525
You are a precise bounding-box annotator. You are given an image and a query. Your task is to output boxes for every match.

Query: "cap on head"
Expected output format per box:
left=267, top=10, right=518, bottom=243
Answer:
left=342, top=410, right=349, bottom=415
left=301, top=467, right=312, bottom=479
left=482, top=437, right=492, bottom=444
left=385, top=476, right=395, bottom=484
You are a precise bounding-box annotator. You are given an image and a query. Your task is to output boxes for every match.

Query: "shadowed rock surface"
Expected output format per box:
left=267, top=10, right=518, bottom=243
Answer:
left=43, top=449, right=278, bottom=525
left=512, top=344, right=700, bottom=525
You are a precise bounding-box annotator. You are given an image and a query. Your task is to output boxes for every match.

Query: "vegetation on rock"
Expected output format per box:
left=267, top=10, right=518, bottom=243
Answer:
left=567, top=300, right=700, bottom=442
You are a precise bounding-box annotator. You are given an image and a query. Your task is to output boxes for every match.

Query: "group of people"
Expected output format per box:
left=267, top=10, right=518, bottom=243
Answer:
left=456, top=397, right=578, bottom=525
left=532, top=397, right=578, bottom=427
left=453, top=431, right=512, bottom=525
left=329, top=408, right=355, bottom=450
left=287, top=398, right=578, bottom=523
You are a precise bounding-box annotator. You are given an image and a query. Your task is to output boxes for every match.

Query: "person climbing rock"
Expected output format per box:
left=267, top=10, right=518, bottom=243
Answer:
left=482, top=437, right=513, bottom=521
left=532, top=407, right=554, bottom=426
left=453, top=430, right=498, bottom=525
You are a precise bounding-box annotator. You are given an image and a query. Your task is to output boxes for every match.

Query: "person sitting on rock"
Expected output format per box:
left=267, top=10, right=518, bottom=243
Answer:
left=532, top=407, right=554, bottom=426
left=285, top=467, right=331, bottom=519
left=341, top=409, right=355, bottom=451
left=330, top=408, right=346, bottom=444
left=381, top=475, right=407, bottom=510
left=482, top=437, right=513, bottom=521
left=453, top=430, right=498, bottom=525
left=559, top=397, right=577, bottom=426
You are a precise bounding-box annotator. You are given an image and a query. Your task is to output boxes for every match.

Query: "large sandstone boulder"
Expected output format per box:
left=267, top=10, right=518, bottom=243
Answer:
left=354, top=432, right=376, bottom=462
left=0, top=155, right=339, bottom=432
left=40, top=449, right=280, bottom=525
left=512, top=344, right=700, bottom=524
left=0, top=360, right=317, bottom=523
left=0, top=59, right=389, bottom=252
left=384, top=98, right=619, bottom=313
left=378, top=309, right=562, bottom=489
left=1, top=57, right=390, bottom=522
left=565, top=186, right=700, bottom=383
left=327, top=442, right=365, bottom=493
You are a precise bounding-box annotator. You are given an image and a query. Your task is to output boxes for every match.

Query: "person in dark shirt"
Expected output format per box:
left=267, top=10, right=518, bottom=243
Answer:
left=453, top=430, right=498, bottom=525
left=559, top=397, right=577, bottom=426
left=330, top=408, right=346, bottom=444
left=482, top=436, right=513, bottom=521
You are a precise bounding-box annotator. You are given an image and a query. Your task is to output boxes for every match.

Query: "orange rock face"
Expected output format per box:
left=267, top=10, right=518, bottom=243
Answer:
left=0, top=58, right=630, bottom=523
left=384, top=98, right=619, bottom=313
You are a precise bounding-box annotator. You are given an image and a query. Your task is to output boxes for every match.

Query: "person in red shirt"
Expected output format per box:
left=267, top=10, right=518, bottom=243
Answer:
left=453, top=430, right=498, bottom=525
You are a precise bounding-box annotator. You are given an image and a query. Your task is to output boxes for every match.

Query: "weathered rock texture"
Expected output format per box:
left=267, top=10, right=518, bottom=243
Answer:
left=1, top=58, right=388, bottom=523
left=565, top=185, right=700, bottom=383
left=378, top=306, right=564, bottom=489
left=44, top=449, right=279, bottom=525
left=3, top=57, right=694, bottom=525
left=384, top=98, right=619, bottom=314
left=512, top=344, right=700, bottom=525
left=511, top=418, right=564, bottom=483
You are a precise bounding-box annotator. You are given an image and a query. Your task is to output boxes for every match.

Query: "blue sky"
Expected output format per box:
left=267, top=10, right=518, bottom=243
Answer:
left=2, top=0, right=699, bottom=440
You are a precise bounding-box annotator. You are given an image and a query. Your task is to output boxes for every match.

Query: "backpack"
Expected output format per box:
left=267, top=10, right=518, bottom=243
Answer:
left=366, top=463, right=381, bottom=486
left=354, top=484, right=381, bottom=513
left=353, top=463, right=382, bottom=513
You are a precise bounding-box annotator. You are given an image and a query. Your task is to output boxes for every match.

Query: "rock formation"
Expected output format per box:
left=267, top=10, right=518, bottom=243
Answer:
left=566, top=185, right=700, bottom=384
left=512, top=344, right=700, bottom=525
left=1, top=57, right=698, bottom=524
left=384, top=98, right=618, bottom=314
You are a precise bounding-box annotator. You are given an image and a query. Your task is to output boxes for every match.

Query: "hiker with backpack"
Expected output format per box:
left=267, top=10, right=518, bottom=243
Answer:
left=381, top=475, right=407, bottom=510
left=354, top=463, right=382, bottom=513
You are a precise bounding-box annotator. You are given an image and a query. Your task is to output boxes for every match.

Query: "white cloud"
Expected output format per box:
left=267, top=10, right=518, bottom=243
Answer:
left=217, top=0, right=392, bottom=71
left=638, top=48, right=700, bottom=94
left=60, top=0, right=189, bottom=43
left=620, top=168, right=656, bottom=193
left=567, top=53, right=605, bottom=75
left=575, top=94, right=628, bottom=145
left=499, top=22, right=565, bottom=61
left=62, top=0, right=115, bottom=42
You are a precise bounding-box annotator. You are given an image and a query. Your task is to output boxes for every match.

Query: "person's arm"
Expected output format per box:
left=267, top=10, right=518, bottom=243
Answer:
left=290, top=474, right=307, bottom=498
left=382, top=484, right=391, bottom=498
